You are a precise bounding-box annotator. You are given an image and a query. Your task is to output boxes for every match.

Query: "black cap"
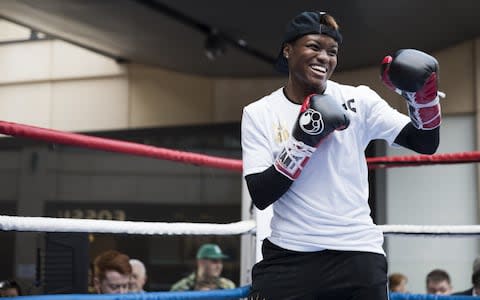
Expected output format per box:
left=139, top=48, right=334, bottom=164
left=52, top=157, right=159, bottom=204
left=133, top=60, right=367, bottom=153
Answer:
left=275, top=11, right=343, bottom=74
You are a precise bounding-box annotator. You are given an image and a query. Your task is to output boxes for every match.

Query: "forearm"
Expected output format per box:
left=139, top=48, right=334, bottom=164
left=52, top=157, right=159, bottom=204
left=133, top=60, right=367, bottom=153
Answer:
left=394, top=123, right=439, bottom=154
left=245, top=165, right=293, bottom=210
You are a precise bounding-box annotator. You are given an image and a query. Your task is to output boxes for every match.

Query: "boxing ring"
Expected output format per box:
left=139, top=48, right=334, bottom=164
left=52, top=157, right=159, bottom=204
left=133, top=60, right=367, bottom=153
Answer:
left=1, top=120, right=480, bottom=299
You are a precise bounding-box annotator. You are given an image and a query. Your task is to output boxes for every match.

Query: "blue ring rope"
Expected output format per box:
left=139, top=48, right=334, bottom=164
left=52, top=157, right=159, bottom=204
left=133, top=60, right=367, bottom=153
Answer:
left=14, top=287, right=479, bottom=300
left=15, top=285, right=250, bottom=300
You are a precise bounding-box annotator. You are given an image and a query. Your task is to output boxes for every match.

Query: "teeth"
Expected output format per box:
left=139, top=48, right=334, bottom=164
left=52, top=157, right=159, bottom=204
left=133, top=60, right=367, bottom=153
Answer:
left=311, top=65, right=326, bottom=72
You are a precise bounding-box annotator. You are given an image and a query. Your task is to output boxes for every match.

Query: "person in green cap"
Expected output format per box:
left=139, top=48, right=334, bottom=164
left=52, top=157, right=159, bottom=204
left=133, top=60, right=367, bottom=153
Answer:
left=170, top=243, right=236, bottom=291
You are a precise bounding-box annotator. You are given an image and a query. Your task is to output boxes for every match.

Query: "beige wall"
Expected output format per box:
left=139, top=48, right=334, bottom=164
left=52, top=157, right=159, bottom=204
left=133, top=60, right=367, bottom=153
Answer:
left=128, top=64, right=214, bottom=127
left=0, top=39, right=129, bottom=132
left=0, top=38, right=476, bottom=133
left=0, top=20, right=30, bottom=41
left=332, top=41, right=476, bottom=115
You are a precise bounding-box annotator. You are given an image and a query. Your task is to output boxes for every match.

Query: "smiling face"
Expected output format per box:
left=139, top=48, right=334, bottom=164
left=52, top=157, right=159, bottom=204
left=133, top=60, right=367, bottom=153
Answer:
left=284, top=34, right=338, bottom=96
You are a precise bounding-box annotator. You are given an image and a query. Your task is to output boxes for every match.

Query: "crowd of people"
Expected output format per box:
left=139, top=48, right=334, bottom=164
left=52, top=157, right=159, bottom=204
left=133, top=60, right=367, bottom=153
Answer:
left=3, top=252, right=480, bottom=297
left=388, top=256, right=480, bottom=296
left=0, top=242, right=235, bottom=297
left=90, top=243, right=235, bottom=295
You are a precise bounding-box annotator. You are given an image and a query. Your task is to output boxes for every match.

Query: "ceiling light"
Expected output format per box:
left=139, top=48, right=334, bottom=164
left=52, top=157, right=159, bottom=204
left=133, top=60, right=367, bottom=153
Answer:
left=204, top=30, right=227, bottom=61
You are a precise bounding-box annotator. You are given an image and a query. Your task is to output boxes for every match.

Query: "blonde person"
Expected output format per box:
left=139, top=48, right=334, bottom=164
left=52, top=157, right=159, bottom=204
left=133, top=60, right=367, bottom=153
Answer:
left=129, top=258, right=147, bottom=292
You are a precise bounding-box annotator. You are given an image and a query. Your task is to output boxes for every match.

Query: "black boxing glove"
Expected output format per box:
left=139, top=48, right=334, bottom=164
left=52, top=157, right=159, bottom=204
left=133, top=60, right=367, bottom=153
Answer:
left=381, top=49, right=442, bottom=130
left=274, top=94, right=350, bottom=180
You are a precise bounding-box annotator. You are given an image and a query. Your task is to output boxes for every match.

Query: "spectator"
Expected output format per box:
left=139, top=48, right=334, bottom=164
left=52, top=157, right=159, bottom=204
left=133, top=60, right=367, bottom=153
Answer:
left=0, top=280, right=21, bottom=297
left=453, top=256, right=480, bottom=296
left=170, top=243, right=235, bottom=291
left=426, top=269, right=452, bottom=295
left=129, top=258, right=147, bottom=292
left=388, top=273, right=408, bottom=293
left=93, top=250, right=132, bottom=294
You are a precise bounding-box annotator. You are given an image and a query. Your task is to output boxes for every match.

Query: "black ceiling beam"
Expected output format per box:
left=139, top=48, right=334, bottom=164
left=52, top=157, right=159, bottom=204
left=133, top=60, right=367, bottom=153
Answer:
left=134, top=0, right=276, bottom=66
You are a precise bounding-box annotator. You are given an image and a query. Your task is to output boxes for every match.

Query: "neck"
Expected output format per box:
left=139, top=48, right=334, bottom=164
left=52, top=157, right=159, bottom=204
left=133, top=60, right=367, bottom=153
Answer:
left=285, top=79, right=325, bottom=104
left=196, top=271, right=215, bottom=283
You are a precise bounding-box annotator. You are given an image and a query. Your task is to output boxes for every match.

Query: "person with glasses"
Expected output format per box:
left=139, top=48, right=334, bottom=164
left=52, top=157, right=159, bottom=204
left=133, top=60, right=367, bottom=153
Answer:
left=93, top=250, right=132, bottom=294
left=170, top=243, right=235, bottom=291
left=242, top=10, right=441, bottom=300
left=0, top=280, right=21, bottom=297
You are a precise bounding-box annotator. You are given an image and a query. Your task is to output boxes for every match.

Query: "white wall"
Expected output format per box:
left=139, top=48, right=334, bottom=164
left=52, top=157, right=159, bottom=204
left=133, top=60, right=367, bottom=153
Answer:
left=386, top=115, right=478, bottom=294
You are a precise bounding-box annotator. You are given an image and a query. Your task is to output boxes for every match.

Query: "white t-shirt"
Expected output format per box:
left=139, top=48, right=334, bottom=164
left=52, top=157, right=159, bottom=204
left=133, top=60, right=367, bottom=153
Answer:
left=241, top=80, right=410, bottom=255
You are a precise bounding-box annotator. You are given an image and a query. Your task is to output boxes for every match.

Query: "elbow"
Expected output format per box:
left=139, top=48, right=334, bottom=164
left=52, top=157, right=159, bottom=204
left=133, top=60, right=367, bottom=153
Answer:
left=254, top=202, right=269, bottom=211
left=415, top=143, right=438, bottom=155
left=251, top=195, right=272, bottom=210
left=418, top=145, right=438, bottom=155
left=418, top=138, right=440, bottom=155
left=413, top=127, right=440, bottom=155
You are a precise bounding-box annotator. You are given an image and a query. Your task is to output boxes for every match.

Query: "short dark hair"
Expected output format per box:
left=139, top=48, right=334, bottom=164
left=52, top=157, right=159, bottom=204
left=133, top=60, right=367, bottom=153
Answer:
left=0, top=279, right=22, bottom=295
left=426, top=269, right=451, bottom=285
left=472, top=270, right=480, bottom=288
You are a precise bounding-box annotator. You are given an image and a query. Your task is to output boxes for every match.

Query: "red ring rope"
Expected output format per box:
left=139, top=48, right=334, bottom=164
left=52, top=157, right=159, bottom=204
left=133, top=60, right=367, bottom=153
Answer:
left=0, top=121, right=242, bottom=171
left=0, top=120, right=478, bottom=172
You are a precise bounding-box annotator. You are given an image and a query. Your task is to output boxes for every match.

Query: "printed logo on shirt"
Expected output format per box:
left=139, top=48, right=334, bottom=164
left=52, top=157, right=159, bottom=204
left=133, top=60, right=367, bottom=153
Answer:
left=342, top=99, right=357, bottom=113
left=273, top=120, right=290, bottom=144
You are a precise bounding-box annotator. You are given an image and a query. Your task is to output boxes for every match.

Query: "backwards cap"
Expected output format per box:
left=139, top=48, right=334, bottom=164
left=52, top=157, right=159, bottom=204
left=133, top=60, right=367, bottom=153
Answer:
left=275, top=11, right=342, bottom=74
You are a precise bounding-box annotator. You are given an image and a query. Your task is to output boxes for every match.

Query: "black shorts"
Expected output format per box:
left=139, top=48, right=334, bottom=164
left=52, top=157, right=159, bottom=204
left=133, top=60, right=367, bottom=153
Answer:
left=248, top=239, right=388, bottom=300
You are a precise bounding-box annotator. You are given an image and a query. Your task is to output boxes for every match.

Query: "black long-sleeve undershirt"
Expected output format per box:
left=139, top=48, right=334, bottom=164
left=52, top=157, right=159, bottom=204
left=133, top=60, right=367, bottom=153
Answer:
left=245, top=166, right=293, bottom=210
left=245, top=123, right=439, bottom=210
left=393, top=123, right=439, bottom=154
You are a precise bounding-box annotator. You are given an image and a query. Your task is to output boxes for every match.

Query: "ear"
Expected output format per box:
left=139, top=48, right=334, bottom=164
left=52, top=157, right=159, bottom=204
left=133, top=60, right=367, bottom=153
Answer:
left=283, top=43, right=292, bottom=59
left=93, top=277, right=101, bottom=293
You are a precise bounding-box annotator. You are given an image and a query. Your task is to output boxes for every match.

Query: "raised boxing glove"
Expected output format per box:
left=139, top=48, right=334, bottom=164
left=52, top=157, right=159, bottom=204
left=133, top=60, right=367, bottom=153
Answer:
left=274, top=94, right=350, bottom=180
left=381, top=49, right=442, bottom=130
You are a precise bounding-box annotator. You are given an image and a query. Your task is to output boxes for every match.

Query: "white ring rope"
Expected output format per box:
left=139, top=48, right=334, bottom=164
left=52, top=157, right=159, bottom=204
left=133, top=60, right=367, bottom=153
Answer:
left=0, top=215, right=256, bottom=235
left=379, top=224, right=480, bottom=236
left=1, top=215, right=480, bottom=236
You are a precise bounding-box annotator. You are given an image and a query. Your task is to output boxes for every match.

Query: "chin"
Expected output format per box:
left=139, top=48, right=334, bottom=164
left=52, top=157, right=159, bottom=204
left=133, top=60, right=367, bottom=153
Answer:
left=306, top=76, right=326, bottom=89
left=306, top=82, right=325, bottom=94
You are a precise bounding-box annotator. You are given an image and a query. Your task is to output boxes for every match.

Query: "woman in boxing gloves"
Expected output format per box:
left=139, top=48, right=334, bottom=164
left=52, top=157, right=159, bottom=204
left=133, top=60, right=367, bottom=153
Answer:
left=241, top=11, right=441, bottom=300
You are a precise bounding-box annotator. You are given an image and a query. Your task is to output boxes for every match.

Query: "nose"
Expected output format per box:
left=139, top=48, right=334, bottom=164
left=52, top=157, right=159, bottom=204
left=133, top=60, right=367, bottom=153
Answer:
left=316, top=49, right=329, bottom=62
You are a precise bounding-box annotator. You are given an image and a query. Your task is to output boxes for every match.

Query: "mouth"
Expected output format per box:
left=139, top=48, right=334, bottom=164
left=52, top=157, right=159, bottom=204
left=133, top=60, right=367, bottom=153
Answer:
left=310, top=64, right=327, bottom=76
